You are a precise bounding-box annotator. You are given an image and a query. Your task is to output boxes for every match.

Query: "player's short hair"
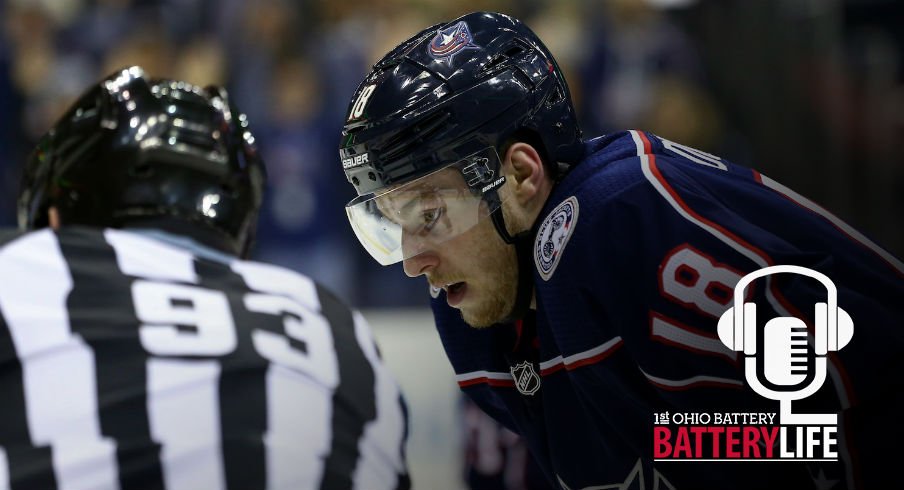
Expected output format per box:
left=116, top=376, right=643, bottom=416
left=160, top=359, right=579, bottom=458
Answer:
left=18, top=66, right=266, bottom=257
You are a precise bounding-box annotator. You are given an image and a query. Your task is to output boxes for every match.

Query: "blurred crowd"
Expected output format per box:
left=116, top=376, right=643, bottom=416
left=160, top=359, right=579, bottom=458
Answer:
left=1, top=0, right=901, bottom=308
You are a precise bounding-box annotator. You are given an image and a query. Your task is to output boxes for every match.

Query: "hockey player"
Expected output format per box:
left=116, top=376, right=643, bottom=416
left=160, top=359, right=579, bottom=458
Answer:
left=1, top=66, right=410, bottom=489
left=339, top=11, right=903, bottom=490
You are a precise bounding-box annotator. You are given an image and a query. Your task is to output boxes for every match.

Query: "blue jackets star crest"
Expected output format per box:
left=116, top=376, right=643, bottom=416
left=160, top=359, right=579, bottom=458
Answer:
left=427, top=21, right=479, bottom=63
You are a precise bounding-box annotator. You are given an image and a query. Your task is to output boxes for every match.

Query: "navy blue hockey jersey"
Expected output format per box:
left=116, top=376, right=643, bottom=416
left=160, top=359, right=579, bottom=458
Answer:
left=431, top=130, right=904, bottom=490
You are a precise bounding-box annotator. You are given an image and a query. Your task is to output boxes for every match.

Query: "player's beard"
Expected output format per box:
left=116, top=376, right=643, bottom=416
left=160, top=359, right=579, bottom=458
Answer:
left=459, top=242, right=518, bottom=328
left=457, top=208, right=523, bottom=329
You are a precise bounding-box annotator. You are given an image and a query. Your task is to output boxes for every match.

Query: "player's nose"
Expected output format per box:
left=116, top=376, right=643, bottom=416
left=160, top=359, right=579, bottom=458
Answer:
left=403, top=251, right=439, bottom=278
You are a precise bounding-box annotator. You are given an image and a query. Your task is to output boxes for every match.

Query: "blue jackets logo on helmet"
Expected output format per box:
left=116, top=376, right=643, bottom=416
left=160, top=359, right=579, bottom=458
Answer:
left=427, top=21, right=479, bottom=63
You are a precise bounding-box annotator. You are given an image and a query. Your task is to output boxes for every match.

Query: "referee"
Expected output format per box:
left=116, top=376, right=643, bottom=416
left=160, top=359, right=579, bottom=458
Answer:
left=0, top=66, right=410, bottom=490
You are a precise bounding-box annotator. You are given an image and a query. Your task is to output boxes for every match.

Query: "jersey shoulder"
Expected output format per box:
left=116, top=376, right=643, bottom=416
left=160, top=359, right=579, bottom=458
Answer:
left=0, top=228, right=30, bottom=248
left=532, top=132, right=651, bottom=282
left=534, top=130, right=766, bottom=282
left=0, top=228, right=58, bottom=257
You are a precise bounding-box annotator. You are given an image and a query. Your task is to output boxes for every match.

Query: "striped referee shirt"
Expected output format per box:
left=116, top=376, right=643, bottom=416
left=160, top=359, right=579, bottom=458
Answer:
left=0, top=226, right=410, bottom=490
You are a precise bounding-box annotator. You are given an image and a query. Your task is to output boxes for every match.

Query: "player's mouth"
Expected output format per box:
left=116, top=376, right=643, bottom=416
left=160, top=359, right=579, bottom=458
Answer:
left=444, top=282, right=467, bottom=307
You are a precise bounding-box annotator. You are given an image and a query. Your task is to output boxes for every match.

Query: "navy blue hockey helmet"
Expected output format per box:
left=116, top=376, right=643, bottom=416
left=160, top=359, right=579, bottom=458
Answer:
left=18, top=66, right=266, bottom=257
left=341, top=11, right=582, bottom=265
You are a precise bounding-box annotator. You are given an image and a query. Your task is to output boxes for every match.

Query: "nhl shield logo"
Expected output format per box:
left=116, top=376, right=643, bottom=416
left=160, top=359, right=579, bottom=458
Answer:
left=535, top=196, right=579, bottom=281
left=510, top=361, right=541, bottom=396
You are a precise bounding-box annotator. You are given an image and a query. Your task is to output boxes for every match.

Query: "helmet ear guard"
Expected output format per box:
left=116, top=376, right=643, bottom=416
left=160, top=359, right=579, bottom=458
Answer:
left=19, top=66, right=266, bottom=258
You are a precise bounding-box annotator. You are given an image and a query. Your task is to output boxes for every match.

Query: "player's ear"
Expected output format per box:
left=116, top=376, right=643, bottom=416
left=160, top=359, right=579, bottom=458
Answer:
left=503, top=142, right=548, bottom=205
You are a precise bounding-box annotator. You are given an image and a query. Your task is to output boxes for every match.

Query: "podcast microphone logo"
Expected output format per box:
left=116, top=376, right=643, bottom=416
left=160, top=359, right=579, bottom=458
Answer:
left=717, top=265, right=854, bottom=425
left=652, top=266, right=852, bottom=460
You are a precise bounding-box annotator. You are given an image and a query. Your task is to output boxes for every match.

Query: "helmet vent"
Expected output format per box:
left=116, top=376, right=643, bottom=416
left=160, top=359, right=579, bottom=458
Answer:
left=504, top=43, right=527, bottom=58
left=478, top=41, right=528, bottom=78
left=546, top=83, right=566, bottom=107
left=164, top=96, right=224, bottom=155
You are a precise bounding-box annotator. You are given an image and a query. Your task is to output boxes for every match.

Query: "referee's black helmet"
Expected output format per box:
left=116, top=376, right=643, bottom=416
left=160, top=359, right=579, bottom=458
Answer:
left=18, top=66, right=266, bottom=257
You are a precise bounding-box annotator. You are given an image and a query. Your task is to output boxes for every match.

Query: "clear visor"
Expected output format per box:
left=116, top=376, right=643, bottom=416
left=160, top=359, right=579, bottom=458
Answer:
left=346, top=147, right=507, bottom=265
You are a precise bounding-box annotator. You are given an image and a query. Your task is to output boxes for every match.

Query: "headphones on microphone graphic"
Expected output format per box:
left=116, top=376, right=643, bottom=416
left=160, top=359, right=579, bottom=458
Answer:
left=716, top=265, right=854, bottom=424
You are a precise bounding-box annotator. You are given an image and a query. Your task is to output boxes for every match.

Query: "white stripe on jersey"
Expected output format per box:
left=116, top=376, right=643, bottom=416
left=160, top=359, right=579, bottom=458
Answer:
left=758, top=173, right=904, bottom=275
left=538, top=336, right=623, bottom=372
left=147, top=359, right=225, bottom=490
left=230, top=260, right=334, bottom=489
left=351, top=310, right=407, bottom=490
left=455, top=370, right=513, bottom=383
left=231, top=261, right=320, bottom=311
left=631, top=130, right=768, bottom=268
left=640, top=370, right=743, bottom=389
left=105, top=229, right=198, bottom=283
left=108, top=230, right=229, bottom=490
left=263, top=364, right=330, bottom=489
left=0, top=230, right=118, bottom=490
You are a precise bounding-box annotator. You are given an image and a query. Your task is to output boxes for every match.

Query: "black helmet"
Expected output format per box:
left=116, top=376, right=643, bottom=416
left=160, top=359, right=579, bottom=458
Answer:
left=340, top=12, right=582, bottom=267
left=340, top=11, right=582, bottom=197
left=18, top=66, right=266, bottom=257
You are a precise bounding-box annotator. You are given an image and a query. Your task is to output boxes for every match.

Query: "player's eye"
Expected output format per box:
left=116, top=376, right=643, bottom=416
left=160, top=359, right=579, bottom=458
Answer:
left=421, top=207, right=444, bottom=234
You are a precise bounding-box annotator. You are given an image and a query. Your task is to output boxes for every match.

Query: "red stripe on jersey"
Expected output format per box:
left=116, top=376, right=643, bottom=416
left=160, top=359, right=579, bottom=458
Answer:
left=565, top=339, right=624, bottom=371
left=539, top=362, right=565, bottom=377
left=637, top=131, right=774, bottom=268
left=457, top=376, right=515, bottom=389
left=540, top=338, right=624, bottom=375
left=647, top=378, right=744, bottom=392
left=751, top=169, right=763, bottom=184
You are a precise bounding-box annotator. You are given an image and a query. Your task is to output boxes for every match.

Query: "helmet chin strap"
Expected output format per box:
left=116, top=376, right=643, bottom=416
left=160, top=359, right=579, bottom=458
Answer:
left=486, top=190, right=535, bottom=324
